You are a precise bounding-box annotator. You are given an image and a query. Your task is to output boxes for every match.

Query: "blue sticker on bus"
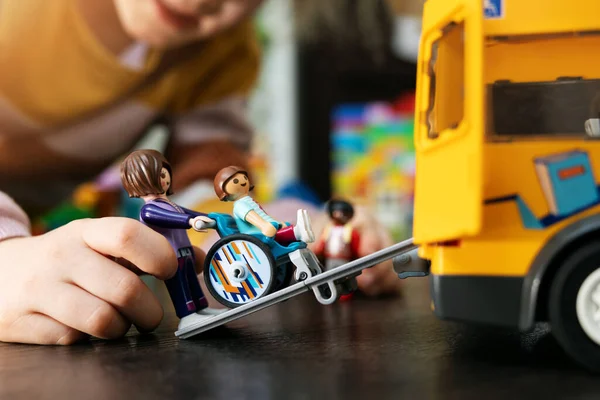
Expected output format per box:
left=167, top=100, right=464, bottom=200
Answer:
left=484, top=0, right=503, bottom=19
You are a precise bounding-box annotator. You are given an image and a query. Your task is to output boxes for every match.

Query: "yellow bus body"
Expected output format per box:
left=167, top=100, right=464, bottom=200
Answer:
left=413, top=0, right=600, bottom=331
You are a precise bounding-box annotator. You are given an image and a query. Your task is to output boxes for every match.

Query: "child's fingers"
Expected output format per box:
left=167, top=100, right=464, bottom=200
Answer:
left=0, top=313, right=86, bottom=345
left=36, top=282, right=130, bottom=339
left=356, top=268, right=385, bottom=296
left=360, top=263, right=403, bottom=296
left=357, top=232, right=379, bottom=257
left=68, top=251, right=164, bottom=333
left=380, top=271, right=404, bottom=295
left=355, top=229, right=399, bottom=296
left=113, top=257, right=145, bottom=275
left=352, top=220, right=402, bottom=296
left=357, top=222, right=394, bottom=256
left=79, top=218, right=178, bottom=280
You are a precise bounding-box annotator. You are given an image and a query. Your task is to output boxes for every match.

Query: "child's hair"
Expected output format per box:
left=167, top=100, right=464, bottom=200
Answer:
left=326, top=199, right=354, bottom=219
left=120, top=149, right=174, bottom=197
left=213, top=165, right=254, bottom=201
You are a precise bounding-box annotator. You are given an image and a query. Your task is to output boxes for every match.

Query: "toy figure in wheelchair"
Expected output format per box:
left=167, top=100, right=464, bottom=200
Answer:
left=199, top=166, right=336, bottom=308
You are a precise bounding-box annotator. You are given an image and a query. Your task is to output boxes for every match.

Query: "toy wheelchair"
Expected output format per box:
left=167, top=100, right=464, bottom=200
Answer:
left=203, top=213, right=335, bottom=308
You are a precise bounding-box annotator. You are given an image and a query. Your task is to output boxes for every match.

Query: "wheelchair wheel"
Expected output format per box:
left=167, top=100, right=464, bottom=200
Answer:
left=204, top=234, right=277, bottom=308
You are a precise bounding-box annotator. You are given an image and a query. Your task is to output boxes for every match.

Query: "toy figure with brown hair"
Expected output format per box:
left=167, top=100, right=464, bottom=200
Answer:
left=121, top=149, right=222, bottom=330
left=213, top=166, right=315, bottom=245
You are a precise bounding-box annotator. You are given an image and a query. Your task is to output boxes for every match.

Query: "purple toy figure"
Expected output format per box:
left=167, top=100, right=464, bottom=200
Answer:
left=120, top=149, right=222, bottom=330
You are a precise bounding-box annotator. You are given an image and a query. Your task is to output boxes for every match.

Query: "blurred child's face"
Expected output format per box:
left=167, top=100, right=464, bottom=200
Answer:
left=113, top=0, right=264, bottom=47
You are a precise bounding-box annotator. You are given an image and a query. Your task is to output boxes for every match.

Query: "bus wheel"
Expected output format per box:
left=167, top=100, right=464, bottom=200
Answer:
left=549, top=240, right=600, bottom=372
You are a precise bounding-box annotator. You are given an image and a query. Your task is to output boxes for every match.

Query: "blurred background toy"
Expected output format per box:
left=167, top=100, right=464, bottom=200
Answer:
left=313, top=199, right=361, bottom=300
left=330, top=92, right=415, bottom=242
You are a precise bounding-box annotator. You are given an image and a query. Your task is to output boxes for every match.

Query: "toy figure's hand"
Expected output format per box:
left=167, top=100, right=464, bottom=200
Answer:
left=262, top=223, right=277, bottom=238
left=190, top=216, right=215, bottom=232
left=0, top=218, right=178, bottom=345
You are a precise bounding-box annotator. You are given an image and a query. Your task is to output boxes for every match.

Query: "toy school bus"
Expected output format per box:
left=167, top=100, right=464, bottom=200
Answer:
left=412, top=0, right=600, bottom=371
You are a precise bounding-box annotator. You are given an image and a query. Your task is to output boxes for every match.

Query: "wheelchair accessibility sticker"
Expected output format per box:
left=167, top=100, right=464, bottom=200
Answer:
left=484, top=0, right=503, bottom=19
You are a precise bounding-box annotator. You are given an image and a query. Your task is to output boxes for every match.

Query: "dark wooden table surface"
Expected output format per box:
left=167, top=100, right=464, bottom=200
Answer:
left=2, top=277, right=600, bottom=400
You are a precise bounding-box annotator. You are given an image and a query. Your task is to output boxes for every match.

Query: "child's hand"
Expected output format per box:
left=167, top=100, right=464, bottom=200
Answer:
left=0, top=218, right=178, bottom=345
left=349, top=205, right=402, bottom=296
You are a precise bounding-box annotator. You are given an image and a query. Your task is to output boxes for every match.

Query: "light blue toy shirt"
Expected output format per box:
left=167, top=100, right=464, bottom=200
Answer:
left=233, top=196, right=278, bottom=234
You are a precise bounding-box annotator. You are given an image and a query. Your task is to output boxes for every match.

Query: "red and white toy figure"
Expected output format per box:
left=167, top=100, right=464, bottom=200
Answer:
left=314, top=199, right=361, bottom=300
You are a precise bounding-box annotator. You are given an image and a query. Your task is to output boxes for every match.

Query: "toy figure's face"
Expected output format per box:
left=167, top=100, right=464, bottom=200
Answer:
left=332, top=209, right=351, bottom=224
left=224, top=172, right=249, bottom=200
left=112, top=0, right=264, bottom=48
left=160, top=167, right=171, bottom=193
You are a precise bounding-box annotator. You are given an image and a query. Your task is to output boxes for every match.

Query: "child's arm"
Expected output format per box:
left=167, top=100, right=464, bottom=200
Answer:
left=0, top=192, right=180, bottom=345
